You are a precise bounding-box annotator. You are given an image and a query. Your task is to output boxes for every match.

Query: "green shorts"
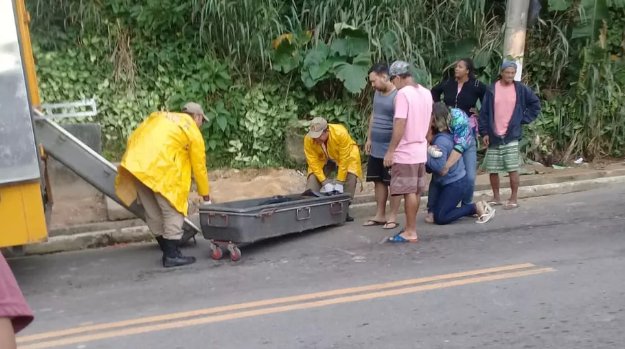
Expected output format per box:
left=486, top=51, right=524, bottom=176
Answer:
left=484, top=141, right=520, bottom=173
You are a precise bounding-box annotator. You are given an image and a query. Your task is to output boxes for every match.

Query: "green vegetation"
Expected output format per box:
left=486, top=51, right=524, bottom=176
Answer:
left=29, top=0, right=625, bottom=166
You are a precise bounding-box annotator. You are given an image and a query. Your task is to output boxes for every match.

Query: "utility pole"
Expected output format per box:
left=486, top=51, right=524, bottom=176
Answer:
left=503, top=0, right=530, bottom=81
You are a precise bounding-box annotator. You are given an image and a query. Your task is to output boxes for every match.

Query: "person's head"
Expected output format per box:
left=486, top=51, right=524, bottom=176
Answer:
left=307, top=116, right=329, bottom=143
left=431, top=102, right=451, bottom=133
left=455, top=58, right=476, bottom=80
left=368, top=63, right=392, bottom=92
left=182, top=102, right=207, bottom=127
left=388, top=60, right=414, bottom=89
left=500, top=61, right=517, bottom=85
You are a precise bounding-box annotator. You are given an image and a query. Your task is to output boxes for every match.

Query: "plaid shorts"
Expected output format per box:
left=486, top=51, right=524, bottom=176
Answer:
left=484, top=141, right=520, bottom=173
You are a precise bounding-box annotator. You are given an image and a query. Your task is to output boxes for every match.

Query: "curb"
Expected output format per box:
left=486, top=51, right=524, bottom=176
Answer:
left=349, top=175, right=625, bottom=219
left=10, top=174, right=625, bottom=256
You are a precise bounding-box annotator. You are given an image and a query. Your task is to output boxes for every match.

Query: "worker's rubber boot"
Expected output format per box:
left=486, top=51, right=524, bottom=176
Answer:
left=345, top=203, right=354, bottom=222
left=177, top=229, right=197, bottom=247
left=160, top=238, right=196, bottom=268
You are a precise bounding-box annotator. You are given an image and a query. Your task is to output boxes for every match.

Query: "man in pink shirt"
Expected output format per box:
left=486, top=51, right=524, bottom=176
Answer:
left=0, top=253, right=34, bottom=349
left=479, top=61, right=541, bottom=210
left=383, top=60, right=433, bottom=243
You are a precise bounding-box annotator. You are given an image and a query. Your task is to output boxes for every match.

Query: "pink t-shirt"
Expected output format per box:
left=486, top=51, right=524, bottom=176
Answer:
left=0, top=254, right=33, bottom=333
left=393, top=85, right=433, bottom=164
left=494, top=81, right=517, bottom=136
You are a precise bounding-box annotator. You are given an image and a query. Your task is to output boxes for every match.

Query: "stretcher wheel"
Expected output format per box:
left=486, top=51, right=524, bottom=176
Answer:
left=227, top=244, right=241, bottom=262
left=209, top=244, right=223, bottom=260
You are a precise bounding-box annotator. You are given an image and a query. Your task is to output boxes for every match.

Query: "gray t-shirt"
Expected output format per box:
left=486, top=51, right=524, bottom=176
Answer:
left=370, top=89, right=397, bottom=158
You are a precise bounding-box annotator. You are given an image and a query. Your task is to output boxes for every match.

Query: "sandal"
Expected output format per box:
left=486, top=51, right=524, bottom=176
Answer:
left=363, top=219, right=386, bottom=227
left=383, top=222, right=399, bottom=230
left=504, top=202, right=519, bottom=210
left=487, top=200, right=503, bottom=206
left=387, top=232, right=418, bottom=243
left=476, top=201, right=496, bottom=224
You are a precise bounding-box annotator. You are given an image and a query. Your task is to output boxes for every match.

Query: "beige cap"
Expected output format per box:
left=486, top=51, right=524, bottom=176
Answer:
left=307, top=117, right=328, bottom=138
left=182, top=102, right=208, bottom=121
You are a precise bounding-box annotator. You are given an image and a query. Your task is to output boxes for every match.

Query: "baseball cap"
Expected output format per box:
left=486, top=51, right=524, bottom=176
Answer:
left=389, top=60, right=411, bottom=78
left=182, top=102, right=208, bottom=121
left=501, top=60, right=518, bottom=71
left=307, top=117, right=328, bottom=139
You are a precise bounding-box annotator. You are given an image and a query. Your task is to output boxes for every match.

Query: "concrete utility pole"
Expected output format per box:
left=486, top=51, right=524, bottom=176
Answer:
left=503, top=0, right=530, bottom=81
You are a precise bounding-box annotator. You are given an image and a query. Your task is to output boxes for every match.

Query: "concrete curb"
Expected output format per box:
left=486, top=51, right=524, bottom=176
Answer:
left=11, top=174, right=625, bottom=256
left=350, top=175, right=625, bottom=219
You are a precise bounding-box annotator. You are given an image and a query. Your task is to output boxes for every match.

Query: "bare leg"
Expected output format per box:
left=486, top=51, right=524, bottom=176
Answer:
left=399, top=193, right=419, bottom=240
left=489, top=173, right=501, bottom=203
left=372, top=182, right=388, bottom=221
left=508, top=171, right=520, bottom=204
left=386, top=194, right=402, bottom=224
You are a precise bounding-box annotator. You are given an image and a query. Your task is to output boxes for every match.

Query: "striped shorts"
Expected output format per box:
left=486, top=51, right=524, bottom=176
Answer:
left=484, top=141, right=520, bottom=173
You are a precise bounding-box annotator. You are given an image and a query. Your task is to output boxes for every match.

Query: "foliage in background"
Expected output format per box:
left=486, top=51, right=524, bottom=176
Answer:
left=28, top=0, right=625, bottom=167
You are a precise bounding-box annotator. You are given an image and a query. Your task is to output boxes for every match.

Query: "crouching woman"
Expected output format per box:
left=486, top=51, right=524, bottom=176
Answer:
left=427, top=103, right=495, bottom=225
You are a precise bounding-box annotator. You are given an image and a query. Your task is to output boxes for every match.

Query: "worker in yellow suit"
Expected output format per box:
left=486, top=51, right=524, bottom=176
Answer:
left=304, top=117, right=363, bottom=222
left=115, top=102, right=211, bottom=268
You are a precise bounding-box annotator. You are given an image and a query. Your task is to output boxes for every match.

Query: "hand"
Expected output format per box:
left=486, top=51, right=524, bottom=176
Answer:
left=469, top=107, right=478, bottom=116
left=364, top=139, right=372, bottom=155
left=321, top=183, right=335, bottom=193
left=383, top=151, right=394, bottom=168
left=334, top=183, right=344, bottom=194
left=440, top=165, right=449, bottom=176
left=426, top=126, right=434, bottom=143
left=427, top=145, right=443, bottom=158
left=202, top=195, right=212, bottom=205
left=482, top=135, right=490, bottom=148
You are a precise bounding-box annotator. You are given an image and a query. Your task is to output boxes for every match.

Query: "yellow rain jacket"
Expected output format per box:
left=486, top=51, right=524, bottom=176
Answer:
left=115, top=111, right=210, bottom=215
left=304, top=124, right=363, bottom=183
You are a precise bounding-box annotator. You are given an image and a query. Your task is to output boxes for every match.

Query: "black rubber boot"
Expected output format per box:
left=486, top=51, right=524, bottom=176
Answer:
left=155, top=235, right=166, bottom=249
left=177, top=229, right=197, bottom=247
left=160, top=238, right=196, bottom=268
left=345, top=203, right=354, bottom=222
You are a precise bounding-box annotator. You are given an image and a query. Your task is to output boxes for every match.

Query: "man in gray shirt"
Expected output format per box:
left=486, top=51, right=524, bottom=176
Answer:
left=363, top=63, right=401, bottom=230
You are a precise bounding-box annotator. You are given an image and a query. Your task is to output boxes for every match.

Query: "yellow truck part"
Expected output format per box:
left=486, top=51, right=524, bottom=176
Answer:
left=0, top=0, right=48, bottom=248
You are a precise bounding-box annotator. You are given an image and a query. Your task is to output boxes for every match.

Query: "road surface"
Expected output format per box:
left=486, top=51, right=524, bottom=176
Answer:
left=9, top=185, right=625, bottom=348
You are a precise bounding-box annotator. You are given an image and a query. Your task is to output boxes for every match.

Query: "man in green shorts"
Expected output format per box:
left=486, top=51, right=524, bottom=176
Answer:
left=479, top=61, right=541, bottom=209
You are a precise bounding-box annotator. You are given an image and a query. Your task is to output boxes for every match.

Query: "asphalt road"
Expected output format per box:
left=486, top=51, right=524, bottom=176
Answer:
left=8, top=185, right=625, bottom=349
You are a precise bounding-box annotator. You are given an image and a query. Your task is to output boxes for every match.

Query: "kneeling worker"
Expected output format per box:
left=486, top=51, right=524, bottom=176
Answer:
left=304, top=117, right=362, bottom=221
left=115, top=102, right=211, bottom=268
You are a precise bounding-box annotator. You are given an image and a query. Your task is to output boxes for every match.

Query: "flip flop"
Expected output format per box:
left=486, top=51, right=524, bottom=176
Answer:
left=363, top=219, right=386, bottom=226
left=476, top=202, right=496, bottom=224
left=387, top=232, right=418, bottom=243
left=504, top=202, right=519, bottom=210
left=487, top=200, right=503, bottom=206
left=383, top=222, right=399, bottom=230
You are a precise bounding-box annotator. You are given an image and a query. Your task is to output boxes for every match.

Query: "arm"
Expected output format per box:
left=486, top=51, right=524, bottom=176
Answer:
left=335, top=127, right=357, bottom=183
left=304, top=137, right=328, bottom=184
left=365, top=112, right=373, bottom=154
left=521, top=86, right=541, bottom=124
left=427, top=137, right=451, bottom=175
left=431, top=80, right=445, bottom=102
left=442, top=109, right=472, bottom=175
left=383, top=91, right=408, bottom=167
left=478, top=91, right=492, bottom=138
left=0, top=318, right=16, bottom=349
left=188, top=126, right=211, bottom=200
left=477, top=80, right=487, bottom=105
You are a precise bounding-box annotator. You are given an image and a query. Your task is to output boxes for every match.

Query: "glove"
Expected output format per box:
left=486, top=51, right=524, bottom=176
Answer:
left=428, top=145, right=443, bottom=158
left=203, top=200, right=212, bottom=205
left=334, top=183, right=344, bottom=194
left=320, top=183, right=335, bottom=193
